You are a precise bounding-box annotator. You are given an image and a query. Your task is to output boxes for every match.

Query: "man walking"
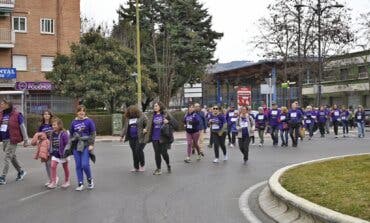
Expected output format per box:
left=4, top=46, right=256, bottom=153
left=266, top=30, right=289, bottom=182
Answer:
left=0, top=99, right=29, bottom=185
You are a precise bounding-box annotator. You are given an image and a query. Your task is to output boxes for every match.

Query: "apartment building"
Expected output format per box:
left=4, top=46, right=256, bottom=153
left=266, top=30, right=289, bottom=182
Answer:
left=0, top=0, right=80, bottom=113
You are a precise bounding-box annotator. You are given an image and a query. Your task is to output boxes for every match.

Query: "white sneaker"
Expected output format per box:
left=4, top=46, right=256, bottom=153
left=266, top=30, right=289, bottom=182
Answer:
left=223, top=155, right=228, bottom=161
left=87, top=179, right=94, bottom=189
left=75, top=184, right=84, bottom=191
left=230, top=144, right=234, bottom=148
left=213, top=158, right=219, bottom=163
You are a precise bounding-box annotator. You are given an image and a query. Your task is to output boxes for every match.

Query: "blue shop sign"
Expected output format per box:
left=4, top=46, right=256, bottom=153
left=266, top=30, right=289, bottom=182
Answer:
left=0, top=68, right=17, bottom=79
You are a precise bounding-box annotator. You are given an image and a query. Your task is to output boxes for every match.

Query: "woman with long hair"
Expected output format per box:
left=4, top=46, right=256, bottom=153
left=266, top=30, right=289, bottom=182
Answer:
left=146, top=102, right=178, bottom=175
left=208, top=105, right=227, bottom=163
left=69, top=105, right=96, bottom=191
left=120, top=105, right=148, bottom=172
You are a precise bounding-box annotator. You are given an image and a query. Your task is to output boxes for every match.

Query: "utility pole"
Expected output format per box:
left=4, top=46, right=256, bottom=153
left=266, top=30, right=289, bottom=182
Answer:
left=136, top=0, right=142, bottom=110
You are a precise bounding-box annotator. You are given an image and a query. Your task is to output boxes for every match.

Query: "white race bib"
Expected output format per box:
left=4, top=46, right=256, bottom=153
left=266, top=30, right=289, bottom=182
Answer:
left=291, top=112, right=297, bottom=118
left=231, top=117, right=238, bottom=122
left=129, top=118, right=137, bottom=125
left=334, top=111, right=339, bottom=116
left=0, top=124, right=7, bottom=132
left=240, top=121, right=248, bottom=128
left=312, top=116, right=316, bottom=119
left=187, top=124, right=193, bottom=129
left=306, top=120, right=311, bottom=124
left=257, top=115, right=264, bottom=120
left=271, top=110, right=278, bottom=115
left=229, top=112, right=234, bottom=117
left=280, top=116, right=286, bottom=121
left=341, top=116, right=346, bottom=120
left=357, top=115, right=362, bottom=120
left=211, top=124, right=220, bottom=130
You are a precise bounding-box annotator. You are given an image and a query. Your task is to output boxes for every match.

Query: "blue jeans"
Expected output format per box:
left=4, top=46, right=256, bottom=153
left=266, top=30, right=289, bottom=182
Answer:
left=73, top=148, right=92, bottom=184
left=357, top=122, right=365, bottom=137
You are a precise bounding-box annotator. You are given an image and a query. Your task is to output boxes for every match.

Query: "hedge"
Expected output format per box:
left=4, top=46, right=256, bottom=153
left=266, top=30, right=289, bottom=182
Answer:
left=26, top=111, right=186, bottom=136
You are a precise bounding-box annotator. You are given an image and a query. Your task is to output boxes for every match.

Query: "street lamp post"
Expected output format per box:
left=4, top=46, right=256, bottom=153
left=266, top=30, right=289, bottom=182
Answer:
left=295, top=0, right=343, bottom=107
left=294, top=5, right=303, bottom=106
left=135, top=0, right=142, bottom=110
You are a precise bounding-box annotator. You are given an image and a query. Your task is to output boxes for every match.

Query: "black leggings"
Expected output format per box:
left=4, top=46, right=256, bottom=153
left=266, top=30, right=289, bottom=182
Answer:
left=238, top=137, right=250, bottom=161
left=212, top=132, right=227, bottom=158
left=129, top=139, right=146, bottom=169
left=333, top=120, right=339, bottom=136
left=152, top=141, right=170, bottom=169
left=289, top=123, right=300, bottom=146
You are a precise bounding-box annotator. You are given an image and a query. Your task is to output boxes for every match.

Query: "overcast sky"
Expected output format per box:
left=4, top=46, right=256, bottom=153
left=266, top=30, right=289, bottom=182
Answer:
left=81, top=0, right=370, bottom=63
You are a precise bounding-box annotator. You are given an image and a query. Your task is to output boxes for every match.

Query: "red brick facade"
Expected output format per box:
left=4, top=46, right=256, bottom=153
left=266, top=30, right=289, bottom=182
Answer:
left=0, top=0, right=80, bottom=85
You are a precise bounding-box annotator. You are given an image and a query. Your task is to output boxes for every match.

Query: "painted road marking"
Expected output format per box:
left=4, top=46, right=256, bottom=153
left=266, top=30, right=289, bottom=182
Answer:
left=19, top=190, right=51, bottom=202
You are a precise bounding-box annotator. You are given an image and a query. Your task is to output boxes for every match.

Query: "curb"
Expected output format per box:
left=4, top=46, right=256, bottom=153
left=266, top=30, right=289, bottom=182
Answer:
left=260, top=153, right=370, bottom=223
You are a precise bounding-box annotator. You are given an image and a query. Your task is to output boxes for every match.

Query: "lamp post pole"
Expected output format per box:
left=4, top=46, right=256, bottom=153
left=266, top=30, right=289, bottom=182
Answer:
left=317, top=0, right=322, bottom=107
left=295, top=0, right=343, bottom=107
left=295, top=5, right=303, bottom=106
left=136, top=0, right=142, bottom=110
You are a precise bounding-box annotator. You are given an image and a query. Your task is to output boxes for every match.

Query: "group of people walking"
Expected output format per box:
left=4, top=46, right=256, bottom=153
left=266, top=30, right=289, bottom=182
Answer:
left=0, top=100, right=96, bottom=191
left=0, top=98, right=367, bottom=187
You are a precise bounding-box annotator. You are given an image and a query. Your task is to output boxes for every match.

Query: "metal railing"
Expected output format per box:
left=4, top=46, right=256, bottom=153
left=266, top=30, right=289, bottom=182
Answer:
left=0, top=28, right=15, bottom=45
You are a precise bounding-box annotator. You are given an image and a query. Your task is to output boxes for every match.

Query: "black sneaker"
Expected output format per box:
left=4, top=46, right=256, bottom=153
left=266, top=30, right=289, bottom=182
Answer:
left=167, top=165, right=171, bottom=174
left=16, top=170, right=27, bottom=181
left=0, top=176, right=6, bottom=185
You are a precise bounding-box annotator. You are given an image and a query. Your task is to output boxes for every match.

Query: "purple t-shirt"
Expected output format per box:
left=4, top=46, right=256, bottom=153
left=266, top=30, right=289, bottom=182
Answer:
left=128, top=118, right=138, bottom=139
left=38, top=124, right=53, bottom=139
left=152, top=114, right=163, bottom=141
left=69, top=118, right=96, bottom=137
left=51, top=132, right=61, bottom=158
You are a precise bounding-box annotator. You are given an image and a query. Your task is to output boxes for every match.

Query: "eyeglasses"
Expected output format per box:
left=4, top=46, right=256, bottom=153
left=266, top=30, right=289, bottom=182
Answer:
left=212, top=107, right=218, bottom=110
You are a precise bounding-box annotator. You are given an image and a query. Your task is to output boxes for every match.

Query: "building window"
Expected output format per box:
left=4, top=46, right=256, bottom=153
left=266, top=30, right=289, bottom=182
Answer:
left=358, top=65, right=368, bottom=79
left=41, top=56, right=54, bottom=72
left=340, top=68, right=348, bottom=80
left=40, top=18, right=54, bottom=34
left=13, top=17, right=27, bottom=33
left=12, top=55, right=27, bottom=71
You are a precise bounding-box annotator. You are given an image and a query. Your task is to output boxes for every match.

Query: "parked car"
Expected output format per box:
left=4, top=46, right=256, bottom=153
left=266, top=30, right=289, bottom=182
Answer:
left=364, top=109, right=370, bottom=127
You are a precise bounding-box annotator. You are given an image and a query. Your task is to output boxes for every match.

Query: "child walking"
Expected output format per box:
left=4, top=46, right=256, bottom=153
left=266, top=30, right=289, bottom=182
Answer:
left=48, top=118, right=70, bottom=189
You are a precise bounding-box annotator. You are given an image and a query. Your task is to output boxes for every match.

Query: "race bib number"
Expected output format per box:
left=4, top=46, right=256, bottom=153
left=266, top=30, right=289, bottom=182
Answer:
left=341, top=116, right=346, bottom=120
left=334, top=111, right=339, bottom=116
left=229, top=112, right=234, bottom=117
left=280, top=116, right=286, bottom=121
left=240, top=121, right=248, bottom=128
left=291, top=112, right=297, bottom=118
left=187, top=124, right=193, bottom=129
left=231, top=117, right=238, bottom=122
left=271, top=110, right=278, bottom=115
left=306, top=120, right=311, bottom=124
left=258, top=115, right=264, bottom=120
left=312, top=116, right=316, bottom=119
left=0, top=124, right=7, bottom=132
left=129, top=118, right=137, bottom=125
left=211, top=124, right=220, bottom=130
left=357, top=115, right=362, bottom=120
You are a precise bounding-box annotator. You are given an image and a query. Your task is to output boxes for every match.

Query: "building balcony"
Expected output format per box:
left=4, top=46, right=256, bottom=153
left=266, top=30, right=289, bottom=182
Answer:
left=0, top=0, right=15, bottom=13
left=0, top=28, right=15, bottom=48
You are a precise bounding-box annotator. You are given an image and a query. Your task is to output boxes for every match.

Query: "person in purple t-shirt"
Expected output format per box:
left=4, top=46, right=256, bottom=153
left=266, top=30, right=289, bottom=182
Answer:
left=340, top=106, right=350, bottom=137
left=330, top=104, right=341, bottom=138
left=146, top=102, right=178, bottom=175
left=183, top=103, right=202, bottom=163
left=208, top=105, right=227, bottom=163
left=267, top=102, right=280, bottom=146
left=120, top=105, right=148, bottom=172
left=69, top=105, right=96, bottom=191
left=37, top=110, right=54, bottom=187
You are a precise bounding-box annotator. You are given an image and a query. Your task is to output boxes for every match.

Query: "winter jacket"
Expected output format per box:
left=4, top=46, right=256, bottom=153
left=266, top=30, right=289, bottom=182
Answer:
left=31, top=132, right=50, bottom=162
left=121, top=114, right=148, bottom=144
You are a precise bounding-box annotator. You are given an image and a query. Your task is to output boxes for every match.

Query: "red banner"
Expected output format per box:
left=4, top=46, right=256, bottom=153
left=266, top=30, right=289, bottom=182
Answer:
left=237, top=86, right=251, bottom=106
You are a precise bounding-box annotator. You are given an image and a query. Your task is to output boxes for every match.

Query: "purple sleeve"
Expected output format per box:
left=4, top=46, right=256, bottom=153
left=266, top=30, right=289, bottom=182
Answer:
left=18, top=113, right=24, bottom=124
left=88, top=118, right=96, bottom=134
left=69, top=120, right=75, bottom=136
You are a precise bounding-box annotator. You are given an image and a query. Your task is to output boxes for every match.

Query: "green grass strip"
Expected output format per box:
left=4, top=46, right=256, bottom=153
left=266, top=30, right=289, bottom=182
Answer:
left=281, top=155, right=370, bottom=221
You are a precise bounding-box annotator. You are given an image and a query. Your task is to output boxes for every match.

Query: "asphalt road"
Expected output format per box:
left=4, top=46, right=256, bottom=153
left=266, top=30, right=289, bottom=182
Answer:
left=0, top=131, right=369, bottom=223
